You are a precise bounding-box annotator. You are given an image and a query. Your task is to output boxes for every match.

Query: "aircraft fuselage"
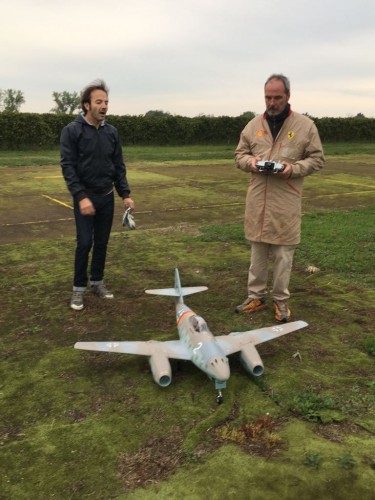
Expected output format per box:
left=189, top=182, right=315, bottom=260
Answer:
left=176, top=302, right=230, bottom=385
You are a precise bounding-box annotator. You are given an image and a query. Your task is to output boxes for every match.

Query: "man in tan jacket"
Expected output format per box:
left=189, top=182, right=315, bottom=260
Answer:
left=235, top=74, right=324, bottom=322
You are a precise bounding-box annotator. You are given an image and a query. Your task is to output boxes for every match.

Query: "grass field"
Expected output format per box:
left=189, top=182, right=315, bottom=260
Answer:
left=1, top=143, right=375, bottom=499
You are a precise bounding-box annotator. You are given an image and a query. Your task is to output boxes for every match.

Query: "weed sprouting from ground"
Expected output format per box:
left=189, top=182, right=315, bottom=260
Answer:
left=336, top=453, right=356, bottom=470
left=303, top=452, right=322, bottom=469
left=363, top=337, right=375, bottom=356
left=291, top=387, right=337, bottom=422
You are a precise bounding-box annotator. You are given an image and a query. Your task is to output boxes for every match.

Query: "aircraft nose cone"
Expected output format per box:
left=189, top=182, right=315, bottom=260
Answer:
left=210, top=358, right=230, bottom=382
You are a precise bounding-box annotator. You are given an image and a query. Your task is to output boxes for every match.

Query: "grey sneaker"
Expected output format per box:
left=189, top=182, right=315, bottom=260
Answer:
left=91, top=283, right=114, bottom=299
left=70, top=291, right=84, bottom=311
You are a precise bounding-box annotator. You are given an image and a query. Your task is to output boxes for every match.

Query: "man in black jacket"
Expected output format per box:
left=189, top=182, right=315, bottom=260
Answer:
left=60, top=79, right=135, bottom=311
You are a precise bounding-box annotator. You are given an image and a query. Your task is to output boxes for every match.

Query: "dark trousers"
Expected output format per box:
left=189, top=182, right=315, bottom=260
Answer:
left=73, top=192, right=114, bottom=288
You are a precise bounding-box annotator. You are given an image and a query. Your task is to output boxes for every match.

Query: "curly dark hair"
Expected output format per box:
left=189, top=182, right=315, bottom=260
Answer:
left=80, top=79, right=109, bottom=114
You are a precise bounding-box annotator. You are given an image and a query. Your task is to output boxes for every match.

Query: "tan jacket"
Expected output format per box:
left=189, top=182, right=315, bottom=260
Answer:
left=235, top=110, right=324, bottom=245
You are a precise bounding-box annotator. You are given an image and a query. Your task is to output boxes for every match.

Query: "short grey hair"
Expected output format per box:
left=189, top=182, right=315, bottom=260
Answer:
left=265, top=74, right=290, bottom=95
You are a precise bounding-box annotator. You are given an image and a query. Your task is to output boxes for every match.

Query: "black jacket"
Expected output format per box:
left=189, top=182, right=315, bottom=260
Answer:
left=60, top=114, right=131, bottom=202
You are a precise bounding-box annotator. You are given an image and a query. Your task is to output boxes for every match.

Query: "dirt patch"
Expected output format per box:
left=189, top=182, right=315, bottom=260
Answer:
left=118, top=427, right=185, bottom=491
left=2, top=159, right=375, bottom=244
left=315, top=422, right=363, bottom=443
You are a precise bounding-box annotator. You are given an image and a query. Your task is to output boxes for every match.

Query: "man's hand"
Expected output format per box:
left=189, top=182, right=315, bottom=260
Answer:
left=79, top=197, right=95, bottom=216
left=250, top=156, right=262, bottom=173
left=251, top=158, right=293, bottom=178
left=123, top=197, right=135, bottom=210
left=278, top=161, right=293, bottom=178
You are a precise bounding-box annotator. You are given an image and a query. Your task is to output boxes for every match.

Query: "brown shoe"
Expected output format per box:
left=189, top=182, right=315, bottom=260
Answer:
left=235, top=297, right=268, bottom=314
left=273, top=301, right=291, bottom=322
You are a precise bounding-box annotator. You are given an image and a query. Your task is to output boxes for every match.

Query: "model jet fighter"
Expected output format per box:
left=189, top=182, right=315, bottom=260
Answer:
left=75, top=269, right=307, bottom=403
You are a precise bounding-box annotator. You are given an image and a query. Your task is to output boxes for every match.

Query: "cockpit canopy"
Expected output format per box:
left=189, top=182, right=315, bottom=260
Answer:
left=190, top=315, right=210, bottom=334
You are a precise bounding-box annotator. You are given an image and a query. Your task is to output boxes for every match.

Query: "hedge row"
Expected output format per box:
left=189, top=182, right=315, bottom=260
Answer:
left=0, top=112, right=374, bottom=149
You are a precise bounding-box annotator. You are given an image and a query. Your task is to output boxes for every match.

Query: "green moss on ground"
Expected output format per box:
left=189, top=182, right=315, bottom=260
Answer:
left=1, top=222, right=375, bottom=498
left=2, top=148, right=375, bottom=497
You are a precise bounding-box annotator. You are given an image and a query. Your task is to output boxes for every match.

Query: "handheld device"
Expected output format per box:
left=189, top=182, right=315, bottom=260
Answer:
left=256, top=160, right=285, bottom=174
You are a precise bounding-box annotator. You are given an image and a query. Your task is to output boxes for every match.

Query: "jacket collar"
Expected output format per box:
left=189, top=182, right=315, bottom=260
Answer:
left=79, top=111, right=106, bottom=127
left=263, top=103, right=291, bottom=122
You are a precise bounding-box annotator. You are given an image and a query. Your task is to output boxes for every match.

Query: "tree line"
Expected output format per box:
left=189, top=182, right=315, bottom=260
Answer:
left=0, top=112, right=374, bottom=150
left=0, top=90, right=374, bottom=148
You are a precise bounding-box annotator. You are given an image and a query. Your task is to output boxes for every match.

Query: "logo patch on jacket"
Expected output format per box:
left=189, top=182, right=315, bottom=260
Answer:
left=256, top=130, right=268, bottom=137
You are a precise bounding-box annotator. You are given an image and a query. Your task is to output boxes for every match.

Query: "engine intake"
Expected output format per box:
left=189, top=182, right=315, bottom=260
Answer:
left=149, top=355, right=172, bottom=387
left=239, top=344, right=264, bottom=377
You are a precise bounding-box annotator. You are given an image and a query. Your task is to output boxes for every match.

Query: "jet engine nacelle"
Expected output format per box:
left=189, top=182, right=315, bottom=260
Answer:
left=149, top=355, right=172, bottom=387
left=240, top=344, right=264, bottom=377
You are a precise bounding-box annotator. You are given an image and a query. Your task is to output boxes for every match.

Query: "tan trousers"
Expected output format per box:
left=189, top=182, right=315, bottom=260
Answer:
left=247, top=242, right=296, bottom=302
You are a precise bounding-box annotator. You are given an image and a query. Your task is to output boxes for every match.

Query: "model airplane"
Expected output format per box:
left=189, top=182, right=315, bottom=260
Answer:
left=75, top=269, right=308, bottom=403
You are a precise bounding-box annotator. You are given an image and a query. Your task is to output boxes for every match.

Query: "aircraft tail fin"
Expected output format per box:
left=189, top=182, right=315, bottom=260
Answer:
left=145, top=268, right=208, bottom=300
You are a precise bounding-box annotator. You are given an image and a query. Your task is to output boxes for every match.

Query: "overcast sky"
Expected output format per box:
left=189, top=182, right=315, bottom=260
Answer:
left=2, top=0, right=374, bottom=118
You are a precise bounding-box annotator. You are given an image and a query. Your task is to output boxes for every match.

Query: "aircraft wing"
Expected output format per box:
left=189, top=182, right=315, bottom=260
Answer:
left=215, top=320, right=308, bottom=355
left=74, top=339, right=192, bottom=360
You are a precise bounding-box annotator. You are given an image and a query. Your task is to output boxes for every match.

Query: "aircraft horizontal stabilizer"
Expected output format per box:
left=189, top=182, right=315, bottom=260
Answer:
left=145, top=286, right=208, bottom=297
left=145, top=268, right=207, bottom=299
